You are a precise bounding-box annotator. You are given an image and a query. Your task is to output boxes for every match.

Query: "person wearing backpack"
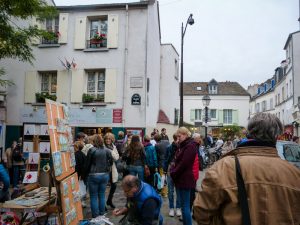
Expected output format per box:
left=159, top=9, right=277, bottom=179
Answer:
left=12, top=140, right=24, bottom=188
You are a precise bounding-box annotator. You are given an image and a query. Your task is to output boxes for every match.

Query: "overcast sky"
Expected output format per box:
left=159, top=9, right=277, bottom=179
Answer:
left=55, top=0, right=299, bottom=88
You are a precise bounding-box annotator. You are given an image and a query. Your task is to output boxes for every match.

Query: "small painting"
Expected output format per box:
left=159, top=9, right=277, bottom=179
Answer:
left=28, top=153, right=40, bottom=164
left=39, top=142, right=50, bottom=153
left=24, top=124, right=35, bottom=135
left=40, top=125, right=49, bottom=135
left=23, top=142, right=34, bottom=153
left=23, top=171, right=38, bottom=184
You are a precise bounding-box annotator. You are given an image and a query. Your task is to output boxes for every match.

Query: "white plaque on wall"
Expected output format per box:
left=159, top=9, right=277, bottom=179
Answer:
left=130, top=77, right=143, bottom=88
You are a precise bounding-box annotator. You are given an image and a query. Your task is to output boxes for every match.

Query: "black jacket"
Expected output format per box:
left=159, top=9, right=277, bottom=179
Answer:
left=83, top=147, right=113, bottom=179
left=75, top=150, right=86, bottom=179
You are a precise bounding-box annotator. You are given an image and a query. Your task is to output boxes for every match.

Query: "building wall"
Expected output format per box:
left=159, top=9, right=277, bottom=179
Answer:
left=292, top=32, right=300, bottom=106
left=249, top=91, right=275, bottom=117
left=160, top=44, right=179, bottom=125
left=183, top=95, right=250, bottom=127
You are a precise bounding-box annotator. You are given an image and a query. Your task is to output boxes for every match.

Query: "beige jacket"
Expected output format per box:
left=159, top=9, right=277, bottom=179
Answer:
left=194, top=146, right=300, bottom=225
left=111, top=145, right=119, bottom=183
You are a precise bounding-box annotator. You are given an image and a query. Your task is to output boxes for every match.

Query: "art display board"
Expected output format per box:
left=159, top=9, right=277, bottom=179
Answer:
left=45, top=99, right=75, bottom=181
left=59, top=173, right=83, bottom=225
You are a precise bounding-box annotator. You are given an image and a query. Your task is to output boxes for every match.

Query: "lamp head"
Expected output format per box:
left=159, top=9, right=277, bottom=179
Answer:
left=188, top=14, right=194, bottom=25
left=202, top=95, right=211, bottom=107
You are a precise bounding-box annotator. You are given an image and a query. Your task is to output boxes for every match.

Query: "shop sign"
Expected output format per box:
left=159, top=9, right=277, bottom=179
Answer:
left=113, top=109, right=122, bottom=123
left=130, top=77, right=143, bottom=88
left=131, top=94, right=141, bottom=105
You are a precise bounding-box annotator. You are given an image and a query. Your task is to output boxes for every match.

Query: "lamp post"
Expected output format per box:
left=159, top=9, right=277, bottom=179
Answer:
left=179, top=14, right=194, bottom=127
left=202, top=95, right=211, bottom=146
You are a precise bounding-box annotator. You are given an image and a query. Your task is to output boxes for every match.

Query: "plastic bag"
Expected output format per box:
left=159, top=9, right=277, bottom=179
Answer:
left=79, top=179, right=86, bottom=198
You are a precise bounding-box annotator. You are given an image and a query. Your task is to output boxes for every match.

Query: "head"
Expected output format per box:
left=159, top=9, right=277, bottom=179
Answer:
left=176, top=127, right=191, bottom=143
left=122, top=175, right=141, bottom=198
left=153, top=128, right=159, bottom=134
left=118, top=131, right=125, bottom=139
left=247, top=113, right=283, bottom=144
left=12, top=141, right=17, bottom=148
left=76, top=132, right=86, bottom=141
left=104, top=132, right=115, bottom=146
left=292, top=136, right=299, bottom=144
left=192, top=133, right=202, bottom=145
left=161, top=128, right=166, bottom=135
left=74, top=141, right=84, bottom=152
left=154, top=134, right=161, bottom=142
left=150, top=132, right=156, bottom=139
left=90, top=134, right=104, bottom=148
left=129, top=135, right=141, bottom=148
left=172, top=133, right=178, bottom=143
left=144, top=135, right=151, bottom=143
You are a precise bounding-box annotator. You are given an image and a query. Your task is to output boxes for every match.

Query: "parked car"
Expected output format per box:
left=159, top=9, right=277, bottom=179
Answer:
left=276, top=141, right=300, bottom=169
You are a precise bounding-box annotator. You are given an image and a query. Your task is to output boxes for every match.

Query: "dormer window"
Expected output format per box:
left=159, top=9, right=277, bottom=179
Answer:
left=257, top=87, right=261, bottom=95
left=271, top=79, right=275, bottom=89
left=208, top=85, right=217, bottom=94
left=196, top=87, right=202, bottom=91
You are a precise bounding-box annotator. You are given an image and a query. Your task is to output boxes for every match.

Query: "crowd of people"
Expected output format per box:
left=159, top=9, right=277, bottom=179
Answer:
left=0, top=112, right=300, bottom=225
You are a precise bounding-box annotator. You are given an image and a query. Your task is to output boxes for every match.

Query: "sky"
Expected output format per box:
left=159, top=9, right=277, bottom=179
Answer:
left=54, top=0, right=300, bottom=88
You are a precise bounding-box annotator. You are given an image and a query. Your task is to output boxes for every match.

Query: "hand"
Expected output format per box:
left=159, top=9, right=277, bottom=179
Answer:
left=113, top=208, right=126, bottom=216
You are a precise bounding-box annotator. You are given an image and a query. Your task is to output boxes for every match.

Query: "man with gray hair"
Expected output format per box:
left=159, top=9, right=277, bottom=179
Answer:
left=193, top=113, right=300, bottom=225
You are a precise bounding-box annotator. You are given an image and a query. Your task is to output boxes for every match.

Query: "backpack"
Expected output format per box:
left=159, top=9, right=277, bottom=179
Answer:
left=12, top=146, right=23, bottom=162
left=115, top=139, right=125, bottom=156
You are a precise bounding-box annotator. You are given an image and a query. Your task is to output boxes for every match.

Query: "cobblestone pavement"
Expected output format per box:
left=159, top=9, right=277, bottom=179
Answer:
left=83, top=171, right=206, bottom=225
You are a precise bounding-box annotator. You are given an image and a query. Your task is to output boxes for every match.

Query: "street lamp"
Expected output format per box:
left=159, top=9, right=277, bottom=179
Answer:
left=179, top=14, right=195, bottom=127
left=202, top=95, right=211, bottom=146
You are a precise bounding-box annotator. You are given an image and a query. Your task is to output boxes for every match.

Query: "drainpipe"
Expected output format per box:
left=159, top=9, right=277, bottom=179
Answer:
left=122, top=4, right=129, bottom=129
left=144, top=3, right=149, bottom=132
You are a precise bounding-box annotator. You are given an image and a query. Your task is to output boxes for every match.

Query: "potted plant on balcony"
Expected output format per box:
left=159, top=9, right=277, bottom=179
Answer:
left=36, top=92, right=57, bottom=103
left=90, top=32, right=106, bottom=47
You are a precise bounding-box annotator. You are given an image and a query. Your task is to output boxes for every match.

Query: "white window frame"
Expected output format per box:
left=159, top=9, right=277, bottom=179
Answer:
left=89, top=17, right=108, bottom=48
left=86, top=71, right=105, bottom=102
left=195, top=109, right=202, bottom=121
left=223, top=109, right=232, bottom=124
left=262, top=100, right=267, bottom=112
left=40, top=72, right=57, bottom=94
left=209, top=85, right=217, bottom=94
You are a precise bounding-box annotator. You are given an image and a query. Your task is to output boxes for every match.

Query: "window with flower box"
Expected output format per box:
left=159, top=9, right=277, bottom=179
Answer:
left=35, top=72, right=57, bottom=103
left=88, top=18, right=108, bottom=49
left=42, top=17, right=59, bottom=44
left=84, top=71, right=105, bottom=102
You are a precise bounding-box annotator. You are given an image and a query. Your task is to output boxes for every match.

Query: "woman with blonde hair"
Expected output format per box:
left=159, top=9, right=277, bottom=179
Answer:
left=83, top=134, right=113, bottom=217
left=103, top=132, right=119, bottom=209
left=170, top=127, right=199, bottom=225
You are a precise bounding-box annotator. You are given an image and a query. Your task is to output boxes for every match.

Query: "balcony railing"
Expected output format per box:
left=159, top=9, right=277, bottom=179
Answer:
left=86, top=39, right=107, bottom=49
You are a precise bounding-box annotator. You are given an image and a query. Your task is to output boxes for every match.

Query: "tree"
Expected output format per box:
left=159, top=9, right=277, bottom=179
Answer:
left=0, top=0, right=57, bottom=86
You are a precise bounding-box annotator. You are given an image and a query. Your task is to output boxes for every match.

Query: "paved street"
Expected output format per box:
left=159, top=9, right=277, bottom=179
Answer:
left=83, top=171, right=206, bottom=225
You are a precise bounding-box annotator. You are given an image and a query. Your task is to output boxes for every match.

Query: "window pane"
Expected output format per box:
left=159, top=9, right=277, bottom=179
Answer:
left=51, top=74, right=57, bottom=93
left=46, top=19, right=53, bottom=31
left=88, top=72, right=95, bottom=81
left=87, top=82, right=95, bottom=92
left=210, top=109, right=216, bottom=118
left=98, top=73, right=105, bottom=81
left=90, top=20, right=99, bottom=38
left=98, top=81, right=105, bottom=92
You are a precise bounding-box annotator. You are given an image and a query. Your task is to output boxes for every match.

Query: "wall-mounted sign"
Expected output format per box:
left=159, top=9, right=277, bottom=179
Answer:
left=113, top=109, right=122, bottom=123
left=130, top=77, right=143, bottom=88
left=131, top=94, right=141, bottom=105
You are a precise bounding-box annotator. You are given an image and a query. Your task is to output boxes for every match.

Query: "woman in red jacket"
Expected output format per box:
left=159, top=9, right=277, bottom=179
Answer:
left=170, top=127, right=199, bottom=225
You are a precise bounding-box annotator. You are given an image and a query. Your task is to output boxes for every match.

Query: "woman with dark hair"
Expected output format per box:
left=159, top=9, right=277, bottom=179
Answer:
left=83, top=134, right=113, bottom=218
left=104, top=132, right=119, bottom=209
left=123, top=135, right=146, bottom=181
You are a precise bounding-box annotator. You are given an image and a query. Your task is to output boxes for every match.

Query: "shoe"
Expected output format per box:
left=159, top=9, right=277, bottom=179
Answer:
left=169, top=209, right=175, bottom=217
left=176, top=208, right=182, bottom=217
left=106, top=201, right=116, bottom=209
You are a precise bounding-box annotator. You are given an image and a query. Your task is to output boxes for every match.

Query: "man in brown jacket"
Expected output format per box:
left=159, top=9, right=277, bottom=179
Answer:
left=194, top=113, right=300, bottom=225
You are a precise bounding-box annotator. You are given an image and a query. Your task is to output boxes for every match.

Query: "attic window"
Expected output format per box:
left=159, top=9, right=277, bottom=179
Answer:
left=196, top=87, right=202, bottom=91
left=209, top=85, right=217, bottom=94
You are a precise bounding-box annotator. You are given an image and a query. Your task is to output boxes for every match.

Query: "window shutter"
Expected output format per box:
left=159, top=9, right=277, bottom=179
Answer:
left=190, top=109, right=195, bottom=122
left=58, top=13, right=69, bottom=44
left=218, top=109, right=223, bottom=125
left=30, top=17, right=41, bottom=45
left=74, top=17, right=87, bottom=49
left=232, top=110, right=239, bottom=125
left=104, top=69, right=117, bottom=103
left=24, top=71, right=39, bottom=103
left=71, top=69, right=84, bottom=103
left=57, top=70, right=69, bottom=103
left=107, top=14, right=119, bottom=48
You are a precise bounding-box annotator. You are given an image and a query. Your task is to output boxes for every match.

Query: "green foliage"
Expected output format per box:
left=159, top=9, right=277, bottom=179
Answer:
left=36, top=92, right=57, bottom=103
left=0, top=0, right=57, bottom=63
left=0, top=68, right=14, bottom=86
left=220, top=125, right=242, bottom=140
left=82, top=93, right=95, bottom=103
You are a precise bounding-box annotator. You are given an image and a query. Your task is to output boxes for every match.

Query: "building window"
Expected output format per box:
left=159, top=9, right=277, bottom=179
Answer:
left=282, top=87, right=285, bottom=102
left=88, top=17, right=108, bottom=48
left=208, top=85, right=217, bottom=94
left=270, top=98, right=273, bottom=109
left=223, top=109, right=232, bottom=124
left=262, top=101, right=267, bottom=112
left=255, top=103, right=260, bottom=113
left=40, top=72, right=57, bottom=94
left=195, top=109, right=202, bottom=120
left=86, top=71, right=105, bottom=102
left=42, top=17, right=59, bottom=44
left=210, top=109, right=217, bottom=119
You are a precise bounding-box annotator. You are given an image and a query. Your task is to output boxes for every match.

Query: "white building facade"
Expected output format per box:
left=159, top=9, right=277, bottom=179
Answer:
left=0, top=0, right=179, bottom=147
left=183, top=79, right=250, bottom=137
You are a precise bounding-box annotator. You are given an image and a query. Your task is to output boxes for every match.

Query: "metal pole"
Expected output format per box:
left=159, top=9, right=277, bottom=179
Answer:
left=205, top=106, right=208, bottom=147
left=179, top=22, right=184, bottom=127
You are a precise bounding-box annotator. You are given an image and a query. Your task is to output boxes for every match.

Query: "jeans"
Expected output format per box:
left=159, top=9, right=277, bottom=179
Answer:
left=167, top=175, right=180, bottom=209
left=128, top=165, right=144, bottom=181
left=177, top=188, right=192, bottom=225
left=88, top=173, right=109, bottom=218
left=13, top=165, right=24, bottom=188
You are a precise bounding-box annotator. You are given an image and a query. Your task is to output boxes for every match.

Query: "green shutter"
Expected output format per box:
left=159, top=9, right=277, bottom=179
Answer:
left=190, top=109, right=195, bottom=122
left=218, top=109, right=223, bottom=124
left=233, top=110, right=239, bottom=125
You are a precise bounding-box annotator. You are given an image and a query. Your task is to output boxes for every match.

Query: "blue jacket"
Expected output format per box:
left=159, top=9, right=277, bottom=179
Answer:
left=0, top=164, right=10, bottom=192
left=134, top=182, right=162, bottom=219
left=144, top=143, right=158, bottom=168
left=163, top=142, right=178, bottom=172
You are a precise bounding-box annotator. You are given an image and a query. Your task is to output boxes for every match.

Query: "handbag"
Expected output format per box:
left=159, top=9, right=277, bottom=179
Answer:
left=116, top=159, right=127, bottom=173
left=234, top=155, right=251, bottom=225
